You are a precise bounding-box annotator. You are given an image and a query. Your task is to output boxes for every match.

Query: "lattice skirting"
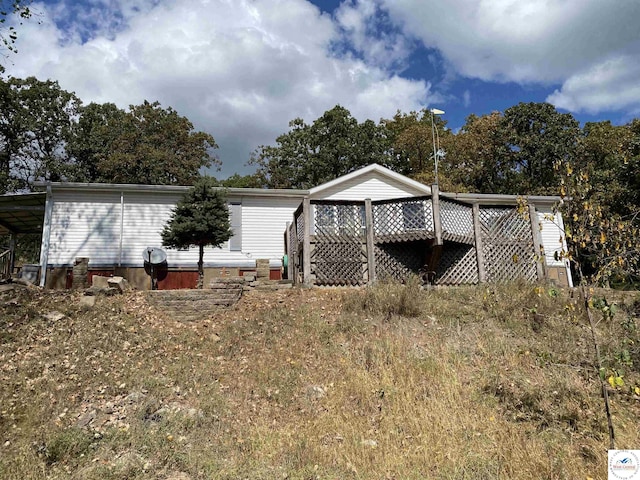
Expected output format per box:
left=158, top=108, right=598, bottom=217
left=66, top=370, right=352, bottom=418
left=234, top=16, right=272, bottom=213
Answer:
left=294, top=245, right=304, bottom=284
left=374, top=241, right=426, bottom=282
left=436, top=242, right=479, bottom=285
left=484, top=242, right=538, bottom=282
left=296, top=216, right=305, bottom=243
left=312, top=241, right=366, bottom=286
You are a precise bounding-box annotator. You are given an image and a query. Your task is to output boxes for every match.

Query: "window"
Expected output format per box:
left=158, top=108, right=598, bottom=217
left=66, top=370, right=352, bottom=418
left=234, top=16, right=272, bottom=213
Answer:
left=314, top=204, right=364, bottom=236
left=316, top=204, right=335, bottom=234
left=402, top=202, right=426, bottom=230
left=229, top=202, right=242, bottom=251
left=337, top=205, right=365, bottom=235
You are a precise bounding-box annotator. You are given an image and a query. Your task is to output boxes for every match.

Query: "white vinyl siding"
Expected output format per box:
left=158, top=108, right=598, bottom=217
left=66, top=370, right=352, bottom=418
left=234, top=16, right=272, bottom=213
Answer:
left=46, top=190, right=300, bottom=269
left=241, top=196, right=302, bottom=267
left=117, top=192, right=250, bottom=267
left=49, top=191, right=122, bottom=266
left=536, top=207, right=570, bottom=267
left=313, top=172, right=427, bottom=201
left=120, top=192, right=176, bottom=266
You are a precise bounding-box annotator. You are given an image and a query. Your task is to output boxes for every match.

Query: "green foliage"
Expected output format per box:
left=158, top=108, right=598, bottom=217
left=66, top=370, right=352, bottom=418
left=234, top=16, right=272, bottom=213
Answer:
left=1, top=77, right=220, bottom=192
left=591, top=295, right=640, bottom=380
left=66, top=102, right=127, bottom=183
left=70, top=100, right=219, bottom=185
left=381, top=109, right=448, bottom=177
left=440, top=111, right=509, bottom=193
left=558, top=120, right=640, bottom=286
left=590, top=296, right=618, bottom=321
left=161, top=177, right=232, bottom=250
left=250, top=105, right=393, bottom=189
left=0, top=76, right=80, bottom=192
left=500, top=102, right=580, bottom=195
left=161, top=177, right=232, bottom=287
left=219, top=173, right=264, bottom=188
left=436, top=103, right=580, bottom=195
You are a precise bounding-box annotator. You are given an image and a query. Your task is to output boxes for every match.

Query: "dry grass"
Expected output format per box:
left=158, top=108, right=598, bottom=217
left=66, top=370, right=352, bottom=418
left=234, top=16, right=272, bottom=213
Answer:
left=0, top=282, right=639, bottom=479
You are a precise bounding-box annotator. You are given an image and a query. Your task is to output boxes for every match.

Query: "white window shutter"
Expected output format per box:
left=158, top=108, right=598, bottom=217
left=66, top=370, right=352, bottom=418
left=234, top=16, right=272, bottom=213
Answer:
left=229, top=202, right=242, bottom=251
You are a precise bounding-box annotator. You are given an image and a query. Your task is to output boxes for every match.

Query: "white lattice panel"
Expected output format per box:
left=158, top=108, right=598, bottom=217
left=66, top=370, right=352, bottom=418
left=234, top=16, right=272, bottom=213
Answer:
left=440, top=200, right=474, bottom=244
left=480, top=207, right=538, bottom=282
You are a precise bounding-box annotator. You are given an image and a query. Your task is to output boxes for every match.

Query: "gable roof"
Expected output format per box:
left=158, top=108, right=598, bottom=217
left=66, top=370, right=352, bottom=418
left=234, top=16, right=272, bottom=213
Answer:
left=309, top=163, right=432, bottom=197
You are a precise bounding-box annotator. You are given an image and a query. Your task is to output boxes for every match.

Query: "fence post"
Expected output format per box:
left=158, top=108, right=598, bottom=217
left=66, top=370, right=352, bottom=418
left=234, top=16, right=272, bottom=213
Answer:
left=284, top=221, right=291, bottom=280
left=303, top=197, right=312, bottom=286
left=8, top=232, right=16, bottom=278
left=432, top=184, right=443, bottom=246
left=39, top=184, right=53, bottom=288
left=473, top=203, right=487, bottom=283
left=292, top=217, right=299, bottom=285
left=364, top=198, right=376, bottom=284
left=528, top=204, right=545, bottom=281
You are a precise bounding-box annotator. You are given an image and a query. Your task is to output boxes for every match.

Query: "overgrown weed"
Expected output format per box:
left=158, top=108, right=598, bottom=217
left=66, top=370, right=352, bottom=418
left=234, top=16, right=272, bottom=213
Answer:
left=343, top=275, right=424, bottom=319
left=0, top=284, right=638, bottom=479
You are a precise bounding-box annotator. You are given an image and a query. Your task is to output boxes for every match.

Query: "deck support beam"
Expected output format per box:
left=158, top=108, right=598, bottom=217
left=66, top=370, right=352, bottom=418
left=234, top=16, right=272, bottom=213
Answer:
left=284, top=221, right=291, bottom=281
left=528, top=204, right=545, bottom=281
left=302, top=197, right=312, bottom=286
left=472, top=203, right=487, bottom=283
left=432, top=184, right=443, bottom=246
left=39, top=184, right=53, bottom=288
left=364, top=198, right=376, bottom=284
left=8, top=233, right=16, bottom=278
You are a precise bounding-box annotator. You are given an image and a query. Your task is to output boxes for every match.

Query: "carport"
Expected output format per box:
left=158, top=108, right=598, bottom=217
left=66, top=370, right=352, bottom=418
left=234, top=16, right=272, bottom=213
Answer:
left=0, top=192, right=46, bottom=280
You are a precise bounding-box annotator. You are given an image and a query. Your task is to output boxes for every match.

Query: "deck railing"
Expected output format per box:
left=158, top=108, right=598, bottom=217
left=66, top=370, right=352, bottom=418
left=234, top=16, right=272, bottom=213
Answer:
left=285, top=194, right=543, bottom=286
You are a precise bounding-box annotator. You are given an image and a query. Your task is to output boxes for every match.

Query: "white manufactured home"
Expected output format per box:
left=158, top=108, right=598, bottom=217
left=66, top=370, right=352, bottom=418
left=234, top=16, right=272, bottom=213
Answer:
left=0, top=164, right=572, bottom=289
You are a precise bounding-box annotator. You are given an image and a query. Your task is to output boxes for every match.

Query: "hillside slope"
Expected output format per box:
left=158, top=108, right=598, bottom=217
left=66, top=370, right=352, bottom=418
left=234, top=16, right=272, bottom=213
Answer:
left=1, top=281, right=639, bottom=479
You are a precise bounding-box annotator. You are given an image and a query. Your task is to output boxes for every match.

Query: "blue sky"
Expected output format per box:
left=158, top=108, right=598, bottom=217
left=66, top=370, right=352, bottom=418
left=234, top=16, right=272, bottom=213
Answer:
left=4, top=0, right=640, bottom=178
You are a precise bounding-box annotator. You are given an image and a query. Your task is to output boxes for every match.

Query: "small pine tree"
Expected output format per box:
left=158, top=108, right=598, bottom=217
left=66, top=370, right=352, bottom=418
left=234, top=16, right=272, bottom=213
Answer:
left=161, top=177, right=232, bottom=288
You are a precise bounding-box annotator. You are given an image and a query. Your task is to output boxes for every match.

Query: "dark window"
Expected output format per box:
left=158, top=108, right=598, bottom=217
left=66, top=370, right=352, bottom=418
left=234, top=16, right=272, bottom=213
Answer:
left=402, top=202, right=426, bottom=230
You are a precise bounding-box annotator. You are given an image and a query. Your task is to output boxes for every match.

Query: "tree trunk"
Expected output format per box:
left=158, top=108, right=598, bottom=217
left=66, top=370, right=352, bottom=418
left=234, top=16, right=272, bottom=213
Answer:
left=198, top=244, right=204, bottom=289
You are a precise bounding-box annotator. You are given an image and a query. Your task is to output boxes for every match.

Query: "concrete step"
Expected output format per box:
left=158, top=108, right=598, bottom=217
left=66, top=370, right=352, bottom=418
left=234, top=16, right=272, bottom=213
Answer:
left=208, top=287, right=244, bottom=294
left=145, top=287, right=243, bottom=320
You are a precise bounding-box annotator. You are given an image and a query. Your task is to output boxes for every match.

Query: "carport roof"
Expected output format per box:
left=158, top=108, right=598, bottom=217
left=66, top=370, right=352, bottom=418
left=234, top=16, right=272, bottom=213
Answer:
left=0, top=192, right=46, bottom=235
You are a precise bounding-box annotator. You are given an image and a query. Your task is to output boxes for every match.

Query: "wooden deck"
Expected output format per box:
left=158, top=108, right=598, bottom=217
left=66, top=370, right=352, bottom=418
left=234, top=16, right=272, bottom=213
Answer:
left=285, top=192, right=543, bottom=286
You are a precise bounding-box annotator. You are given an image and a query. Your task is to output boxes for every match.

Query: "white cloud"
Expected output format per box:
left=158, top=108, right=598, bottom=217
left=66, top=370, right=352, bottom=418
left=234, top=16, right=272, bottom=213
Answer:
left=10, top=0, right=638, bottom=167
left=546, top=54, right=640, bottom=114
left=462, top=90, right=470, bottom=108
left=334, top=0, right=412, bottom=70
left=378, top=0, right=640, bottom=114
left=4, top=0, right=433, bottom=177
left=381, top=0, right=640, bottom=84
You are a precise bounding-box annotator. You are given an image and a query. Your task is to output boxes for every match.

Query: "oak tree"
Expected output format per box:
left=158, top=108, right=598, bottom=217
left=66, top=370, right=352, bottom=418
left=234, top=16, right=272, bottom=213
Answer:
left=0, top=76, right=79, bottom=193
left=501, top=102, right=580, bottom=195
left=440, top=111, right=510, bottom=193
left=72, top=100, right=219, bottom=185
left=251, top=105, right=392, bottom=188
left=560, top=120, right=640, bottom=286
